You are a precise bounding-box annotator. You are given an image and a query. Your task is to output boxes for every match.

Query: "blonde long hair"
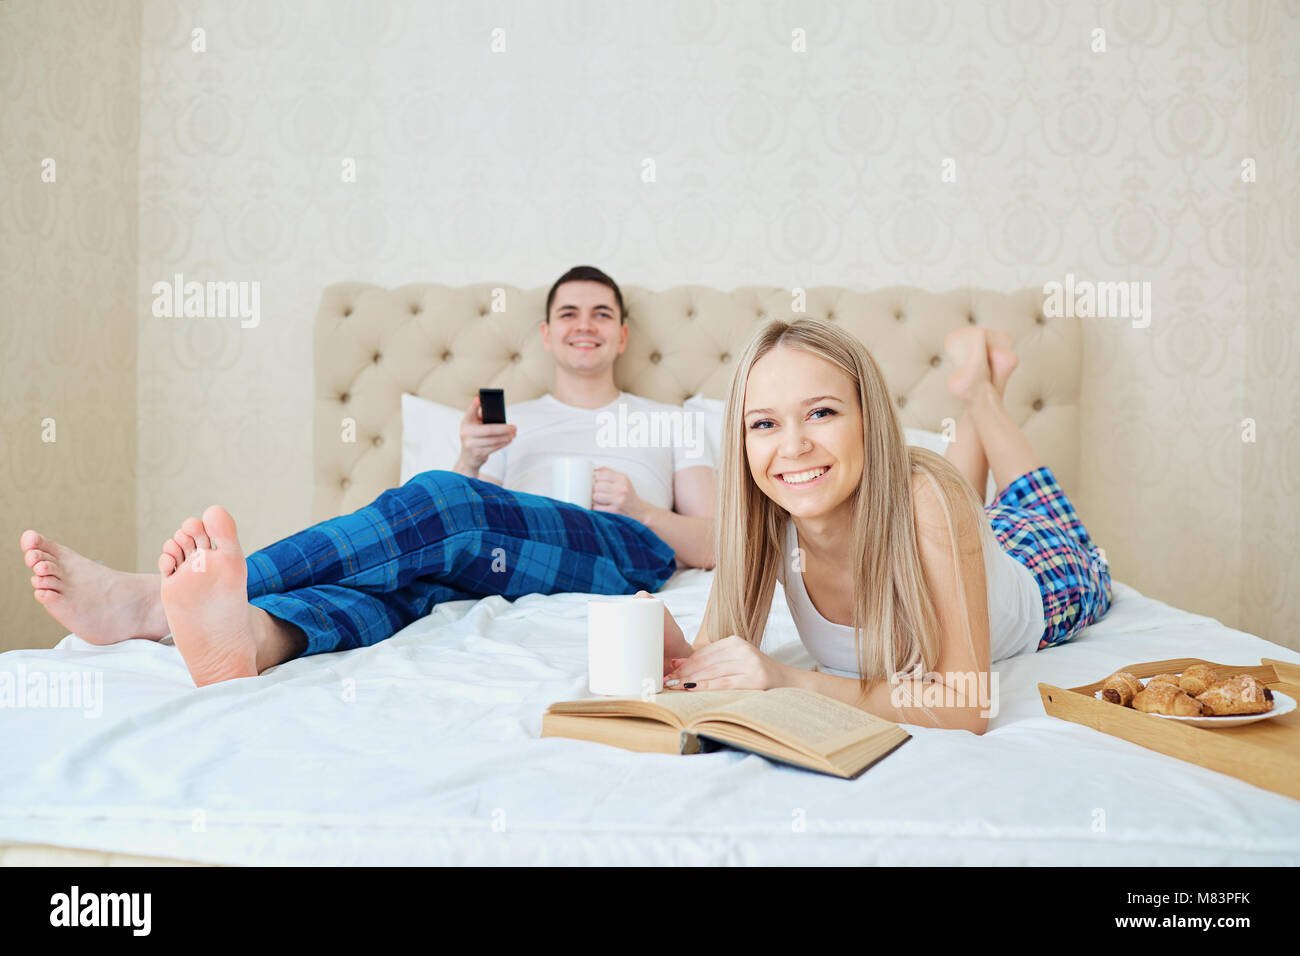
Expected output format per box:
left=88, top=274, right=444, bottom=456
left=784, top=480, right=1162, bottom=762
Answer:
left=708, top=318, right=986, bottom=689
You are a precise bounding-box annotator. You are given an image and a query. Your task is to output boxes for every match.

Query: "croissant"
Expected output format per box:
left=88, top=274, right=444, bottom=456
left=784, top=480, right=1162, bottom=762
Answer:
left=1133, top=682, right=1205, bottom=716
left=1147, top=673, right=1182, bottom=688
left=1197, top=675, right=1274, bottom=716
left=1178, top=664, right=1221, bottom=696
left=1101, top=671, right=1144, bottom=706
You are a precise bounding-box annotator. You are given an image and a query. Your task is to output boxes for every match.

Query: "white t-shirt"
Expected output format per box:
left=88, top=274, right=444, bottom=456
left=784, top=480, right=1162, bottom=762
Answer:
left=776, top=514, right=1044, bottom=678
left=478, top=392, right=714, bottom=512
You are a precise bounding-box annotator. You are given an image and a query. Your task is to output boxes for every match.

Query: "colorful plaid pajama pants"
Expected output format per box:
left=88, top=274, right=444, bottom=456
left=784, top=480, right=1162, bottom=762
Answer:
left=243, top=470, right=678, bottom=657
left=984, top=465, right=1113, bottom=650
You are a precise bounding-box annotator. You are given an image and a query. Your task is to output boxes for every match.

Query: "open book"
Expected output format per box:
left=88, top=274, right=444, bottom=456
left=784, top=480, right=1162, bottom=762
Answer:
left=541, top=687, right=910, bottom=779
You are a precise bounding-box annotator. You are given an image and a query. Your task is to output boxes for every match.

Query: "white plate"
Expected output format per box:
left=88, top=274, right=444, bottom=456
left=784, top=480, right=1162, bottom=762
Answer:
left=1093, top=682, right=1295, bottom=728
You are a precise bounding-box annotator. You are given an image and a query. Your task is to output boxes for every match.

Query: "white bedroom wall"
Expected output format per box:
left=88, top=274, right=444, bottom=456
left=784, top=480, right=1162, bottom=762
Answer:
left=132, top=0, right=1282, bottom=642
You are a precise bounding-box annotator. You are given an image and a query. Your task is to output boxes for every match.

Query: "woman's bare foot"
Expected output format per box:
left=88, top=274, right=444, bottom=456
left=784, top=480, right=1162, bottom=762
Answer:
left=986, top=330, right=1019, bottom=396
left=19, top=531, right=167, bottom=644
left=944, top=327, right=994, bottom=405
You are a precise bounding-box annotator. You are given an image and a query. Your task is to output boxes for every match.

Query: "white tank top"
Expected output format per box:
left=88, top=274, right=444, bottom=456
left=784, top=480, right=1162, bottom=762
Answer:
left=776, top=514, right=1045, bottom=678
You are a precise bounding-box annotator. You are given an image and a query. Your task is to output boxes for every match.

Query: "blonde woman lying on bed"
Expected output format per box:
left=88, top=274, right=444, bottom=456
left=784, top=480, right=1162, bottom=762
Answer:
left=653, top=318, right=1113, bottom=734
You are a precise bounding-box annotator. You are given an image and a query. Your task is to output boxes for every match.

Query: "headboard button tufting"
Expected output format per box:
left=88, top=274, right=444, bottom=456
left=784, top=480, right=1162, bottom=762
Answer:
left=311, top=282, right=1081, bottom=528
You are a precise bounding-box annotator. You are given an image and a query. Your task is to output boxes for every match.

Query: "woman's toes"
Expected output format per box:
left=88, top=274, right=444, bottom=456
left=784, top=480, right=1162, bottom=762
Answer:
left=31, top=574, right=60, bottom=591
left=34, top=588, right=58, bottom=605
left=182, top=517, right=211, bottom=551
left=31, top=560, right=58, bottom=577
left=159, top=552, right=177, bottom=576
left=944, top=326, right=988, bottom=365
left=163, top=539, right=184, bottom=568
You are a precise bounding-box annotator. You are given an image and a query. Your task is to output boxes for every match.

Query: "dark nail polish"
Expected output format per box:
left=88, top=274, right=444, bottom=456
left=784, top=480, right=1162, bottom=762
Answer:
left=684, top=682, right=696, bottom=689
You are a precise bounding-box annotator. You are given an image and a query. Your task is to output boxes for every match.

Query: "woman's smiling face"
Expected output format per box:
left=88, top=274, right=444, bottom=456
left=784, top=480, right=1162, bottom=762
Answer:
left=743, top=345, right=864, bottom=520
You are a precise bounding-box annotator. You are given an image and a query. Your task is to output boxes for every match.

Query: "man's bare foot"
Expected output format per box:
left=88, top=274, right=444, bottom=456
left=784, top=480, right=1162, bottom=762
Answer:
left=19, top=531, right=167, bottom=644
left=986, top=330, right=1019, bottom=395
left=944, top=327, right=994, bottom=405
left=159, top=506, right=261, bottom=686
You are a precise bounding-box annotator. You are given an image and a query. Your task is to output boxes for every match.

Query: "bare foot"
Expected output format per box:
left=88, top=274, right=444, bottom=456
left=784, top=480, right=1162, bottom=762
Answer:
left=944, top=327, right=993, bottom=405
left=19, top=531, right=167, bottom=644
left=986, top=330, right=1019, bottom=395
left=159, top=507, right=261, bottom=686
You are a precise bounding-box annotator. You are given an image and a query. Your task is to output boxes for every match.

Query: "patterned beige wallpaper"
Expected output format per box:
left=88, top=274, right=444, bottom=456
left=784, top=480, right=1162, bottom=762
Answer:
left=3, top=1, right=1294, bottom=651
left=132, top=0, right=1290, bottom=645
left=0, top=1, right=141, bottom=652
left=1242, top=1, right=1300, bottom=649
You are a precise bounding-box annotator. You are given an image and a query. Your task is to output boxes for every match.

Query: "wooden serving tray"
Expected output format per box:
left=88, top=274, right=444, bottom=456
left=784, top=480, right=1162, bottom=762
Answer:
left=1039, top=658, right=1300, bottom=801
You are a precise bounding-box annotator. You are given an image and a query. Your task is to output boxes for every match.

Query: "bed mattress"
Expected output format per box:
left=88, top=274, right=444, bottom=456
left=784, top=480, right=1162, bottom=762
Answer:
left=2, top=574, right=1297, bottom=866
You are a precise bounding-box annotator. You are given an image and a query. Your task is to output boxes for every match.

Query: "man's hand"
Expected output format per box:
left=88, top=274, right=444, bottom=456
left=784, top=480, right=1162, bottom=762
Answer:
left=591, top=467, right=646, bottom=521
left=665, top=635, right=790, bottom=691
left=453, top=396, right=516, bottom=475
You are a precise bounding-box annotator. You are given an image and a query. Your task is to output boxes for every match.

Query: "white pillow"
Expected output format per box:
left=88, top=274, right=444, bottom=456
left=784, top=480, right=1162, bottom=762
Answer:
left=400, top=393, right=464, bottom=484
left=683, top=395, right=995, bottom=504
left=682, top=394, right=725, bottom=463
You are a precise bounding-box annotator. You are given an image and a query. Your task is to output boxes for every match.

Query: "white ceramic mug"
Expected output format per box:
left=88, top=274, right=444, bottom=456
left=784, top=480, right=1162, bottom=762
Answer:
left=551, top=456, right=594, bottom=507
left=588, top=596, right=664, bottom=697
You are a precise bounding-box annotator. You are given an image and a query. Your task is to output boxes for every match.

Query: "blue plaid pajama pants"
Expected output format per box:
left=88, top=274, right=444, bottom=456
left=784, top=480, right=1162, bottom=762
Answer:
left=243, top=470, right=678, bottom=657
left=984, top=465, right=1113, bottom=650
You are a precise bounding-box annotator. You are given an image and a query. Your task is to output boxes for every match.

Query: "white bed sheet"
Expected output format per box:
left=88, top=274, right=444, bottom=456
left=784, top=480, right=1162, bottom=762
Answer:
left=1, top=574, right=1298, bottom=866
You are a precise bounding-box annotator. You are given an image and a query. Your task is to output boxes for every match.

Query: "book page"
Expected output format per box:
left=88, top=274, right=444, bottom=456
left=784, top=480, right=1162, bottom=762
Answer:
left=644, top=689, right=759, bottom=722
left=703, top=688, right=896, bottom=755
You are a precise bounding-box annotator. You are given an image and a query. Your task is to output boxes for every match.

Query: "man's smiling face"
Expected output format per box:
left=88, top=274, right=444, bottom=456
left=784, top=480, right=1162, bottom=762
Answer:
left=540, top=280, right=629, bottom=374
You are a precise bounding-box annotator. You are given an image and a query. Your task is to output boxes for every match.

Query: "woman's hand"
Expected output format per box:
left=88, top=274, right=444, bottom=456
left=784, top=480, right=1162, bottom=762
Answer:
left=666, top=635, right=789, bottom=691
left=634, top=591, right=693, bottom=671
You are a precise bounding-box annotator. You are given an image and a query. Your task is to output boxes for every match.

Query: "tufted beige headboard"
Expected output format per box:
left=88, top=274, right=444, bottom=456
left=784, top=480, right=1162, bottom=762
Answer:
left=314, top=283, right=1080, bottom=521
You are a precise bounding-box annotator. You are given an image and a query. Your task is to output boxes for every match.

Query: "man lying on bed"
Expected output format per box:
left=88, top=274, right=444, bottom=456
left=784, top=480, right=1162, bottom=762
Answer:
left=18, top=265, right=713, bottom=687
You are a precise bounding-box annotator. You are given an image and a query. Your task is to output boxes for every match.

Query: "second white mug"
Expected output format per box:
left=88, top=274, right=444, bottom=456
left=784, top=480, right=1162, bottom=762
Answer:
left=551, top=456, right=594, bottom=507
